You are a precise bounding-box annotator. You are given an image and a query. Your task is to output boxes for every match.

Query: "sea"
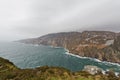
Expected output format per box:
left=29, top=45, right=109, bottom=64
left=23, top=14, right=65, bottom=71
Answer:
left=0, top=42, right=120, bottom=73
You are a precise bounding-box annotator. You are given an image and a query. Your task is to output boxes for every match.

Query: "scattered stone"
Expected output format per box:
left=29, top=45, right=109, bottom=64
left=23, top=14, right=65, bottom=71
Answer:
left=83, top=65, right=103, bottom=75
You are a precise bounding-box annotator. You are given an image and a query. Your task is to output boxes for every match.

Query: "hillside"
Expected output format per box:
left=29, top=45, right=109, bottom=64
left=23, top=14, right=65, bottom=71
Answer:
left=19, top=31, right=120, bottom=63
left=0, top=57, right=120, bottom=80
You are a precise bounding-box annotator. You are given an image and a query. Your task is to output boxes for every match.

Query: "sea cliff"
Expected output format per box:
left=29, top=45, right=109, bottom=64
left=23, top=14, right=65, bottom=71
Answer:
left=18, top=31, right=120, bottom=64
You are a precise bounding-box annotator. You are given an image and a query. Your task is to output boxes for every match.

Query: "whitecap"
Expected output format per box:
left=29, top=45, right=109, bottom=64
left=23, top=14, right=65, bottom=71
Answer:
left=64, top=48, right=120, bottom=67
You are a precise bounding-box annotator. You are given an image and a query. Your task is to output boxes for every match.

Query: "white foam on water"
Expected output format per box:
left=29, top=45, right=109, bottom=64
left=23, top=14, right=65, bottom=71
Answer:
left=64, top=49, right=120, bottom=75
left=34, top=44, right=39, bottom=46
left=64, top=48, right=120, bottom=67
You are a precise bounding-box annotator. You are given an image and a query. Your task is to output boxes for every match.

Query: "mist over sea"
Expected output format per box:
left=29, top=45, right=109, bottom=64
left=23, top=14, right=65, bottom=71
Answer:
left=0, top=42, right=120, bottom=72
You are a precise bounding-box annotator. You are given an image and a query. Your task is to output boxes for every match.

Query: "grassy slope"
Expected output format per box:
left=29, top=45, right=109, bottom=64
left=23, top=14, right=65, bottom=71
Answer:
left=0, top=57, right=120, bottom=80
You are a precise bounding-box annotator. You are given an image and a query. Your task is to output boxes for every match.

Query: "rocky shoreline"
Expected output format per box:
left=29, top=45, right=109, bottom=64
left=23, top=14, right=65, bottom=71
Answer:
left=65, top=48, right=120, bottom=67
left=18, top=31, right=120, bottom=64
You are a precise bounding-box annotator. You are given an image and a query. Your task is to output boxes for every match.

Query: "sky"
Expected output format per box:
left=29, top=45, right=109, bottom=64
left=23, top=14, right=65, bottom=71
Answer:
left=0, top=0, right=120, bottom=41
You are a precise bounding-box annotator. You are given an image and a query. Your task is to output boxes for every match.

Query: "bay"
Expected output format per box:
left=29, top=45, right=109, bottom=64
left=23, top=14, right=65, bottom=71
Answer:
left=0, top=42, right=120, bottom=72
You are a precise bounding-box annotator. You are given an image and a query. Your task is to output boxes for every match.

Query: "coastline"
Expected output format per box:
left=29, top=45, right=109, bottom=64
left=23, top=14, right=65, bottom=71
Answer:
left=64, top=48, right=120, bottom=75
left=19, top=42, right=120, bottom=67
left=64, top=48, right=120, bottom=67
left=30, top=43, right=120, bottom=67
left=13, top=42, right=120, bottom=75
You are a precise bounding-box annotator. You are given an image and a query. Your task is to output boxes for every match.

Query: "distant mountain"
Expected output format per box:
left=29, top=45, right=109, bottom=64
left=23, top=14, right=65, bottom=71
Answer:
left=18, top=31, right=120, bottom=64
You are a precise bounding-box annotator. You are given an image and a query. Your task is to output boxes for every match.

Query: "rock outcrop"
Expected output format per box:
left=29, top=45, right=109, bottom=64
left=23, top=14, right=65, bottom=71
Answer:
left=18, top=31, right=120, bottom=64
left=83, top=65, right=103, bottom=75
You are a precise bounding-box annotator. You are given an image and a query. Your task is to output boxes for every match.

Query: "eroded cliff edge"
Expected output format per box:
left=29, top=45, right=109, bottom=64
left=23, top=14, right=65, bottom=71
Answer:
left=18, top=31, right=120, bottom=64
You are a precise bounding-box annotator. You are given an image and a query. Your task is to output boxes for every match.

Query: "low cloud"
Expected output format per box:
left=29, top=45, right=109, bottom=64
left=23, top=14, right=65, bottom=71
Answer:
left=0, top=0, right=120, bottom=41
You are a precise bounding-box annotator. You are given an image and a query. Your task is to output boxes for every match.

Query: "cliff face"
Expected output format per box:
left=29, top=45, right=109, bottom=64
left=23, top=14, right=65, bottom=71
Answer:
left=19, top=31, right=120, bottom=63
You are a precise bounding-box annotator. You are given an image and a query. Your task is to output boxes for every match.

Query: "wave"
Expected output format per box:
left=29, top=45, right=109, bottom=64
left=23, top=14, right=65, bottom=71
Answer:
left=64, top=48, right=120, bottom=67
left=20, top=43, right=120, bottom=67
left=51, top=46, right=62, bottom=49
left=65, top=49, right=120, bottom=75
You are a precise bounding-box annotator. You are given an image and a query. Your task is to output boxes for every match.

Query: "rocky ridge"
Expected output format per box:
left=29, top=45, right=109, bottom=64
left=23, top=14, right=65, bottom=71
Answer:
left=19, top=31, right=120, bottom=64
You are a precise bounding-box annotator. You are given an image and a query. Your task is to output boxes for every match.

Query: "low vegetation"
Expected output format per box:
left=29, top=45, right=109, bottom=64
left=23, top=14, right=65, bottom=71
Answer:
left=0, top=57, right=120, bottom=80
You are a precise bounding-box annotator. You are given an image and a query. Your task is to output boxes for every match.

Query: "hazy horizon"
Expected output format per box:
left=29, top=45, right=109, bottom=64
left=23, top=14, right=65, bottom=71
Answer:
left=0, top=0, right=120, bottom=41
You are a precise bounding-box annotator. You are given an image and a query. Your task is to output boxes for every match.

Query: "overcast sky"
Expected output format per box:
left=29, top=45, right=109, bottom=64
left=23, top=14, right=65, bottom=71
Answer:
left=0, top=0, right=120, bottom=41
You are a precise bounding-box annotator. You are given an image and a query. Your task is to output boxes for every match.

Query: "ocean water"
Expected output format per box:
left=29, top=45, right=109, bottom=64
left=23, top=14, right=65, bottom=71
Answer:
left=0, top=42, right=120, bottom=72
